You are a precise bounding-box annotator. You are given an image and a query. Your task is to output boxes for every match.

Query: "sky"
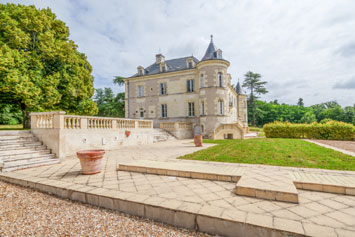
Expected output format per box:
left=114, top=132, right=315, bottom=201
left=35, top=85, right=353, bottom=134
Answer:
left=4, top=0, right=355, bottom=106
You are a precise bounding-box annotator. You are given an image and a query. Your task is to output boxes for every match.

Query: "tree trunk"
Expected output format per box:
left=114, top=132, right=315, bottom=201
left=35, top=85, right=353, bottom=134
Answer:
left=20, top=104, right=31, bottom=129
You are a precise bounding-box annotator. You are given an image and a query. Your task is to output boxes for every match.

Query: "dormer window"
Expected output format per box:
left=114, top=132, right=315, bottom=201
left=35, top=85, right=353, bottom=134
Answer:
left=137, top=66, right=144, bottom=76
left=160, top=63, right=167, bottom=72
left=186, top=58, right=194, bottom=68
left=214, top=49, right=223, bottom=59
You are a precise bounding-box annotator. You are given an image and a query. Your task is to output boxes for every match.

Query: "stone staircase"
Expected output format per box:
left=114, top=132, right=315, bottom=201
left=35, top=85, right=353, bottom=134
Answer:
left=0, top=130, right=59, bottom=172
left=153, top=128, right=176, bottom=142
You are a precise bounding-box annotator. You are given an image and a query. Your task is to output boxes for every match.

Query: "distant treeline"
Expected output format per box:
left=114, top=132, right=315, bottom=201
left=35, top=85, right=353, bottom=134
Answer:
left=251, top=100, right=355, bottom=127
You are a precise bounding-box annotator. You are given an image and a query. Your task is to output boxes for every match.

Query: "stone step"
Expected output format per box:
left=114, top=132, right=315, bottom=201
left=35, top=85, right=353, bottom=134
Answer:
left=0, top=145, right=47, bottom=152
left=235, top=170, right=299, bottom=203
left=2, top=154, right=56, bottom=166
left=118, top=160, right=244, bottom=182
left=0, top=134, right=34, bottom=141
left=0, top=137, right=38, bottom=144
left=0, top=141, right=43, bottom=148
left=290, top=171, right=355, bottom=196
left=0, top=150, right=51, bottom=160
left=0, top=130, right=31, bottom=136
left=2, top=158, right=60, bottom=172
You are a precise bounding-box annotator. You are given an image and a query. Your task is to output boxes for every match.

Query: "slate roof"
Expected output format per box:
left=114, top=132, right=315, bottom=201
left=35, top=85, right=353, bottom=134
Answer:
left=131, top=56, right=199, bottom=77
left=201, top=35, right=223, bottom=61
left=235, top=81, right=246, bottom=95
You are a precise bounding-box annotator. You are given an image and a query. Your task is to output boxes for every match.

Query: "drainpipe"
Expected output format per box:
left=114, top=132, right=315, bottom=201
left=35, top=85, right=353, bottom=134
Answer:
left=127, top=81, right=130, bottom=118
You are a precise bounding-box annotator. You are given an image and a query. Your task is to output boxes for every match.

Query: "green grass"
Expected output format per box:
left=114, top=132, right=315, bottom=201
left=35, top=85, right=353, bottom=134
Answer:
left=0, top=124, right=26, bottom=130
left=179, top=138, right=355, bottom=171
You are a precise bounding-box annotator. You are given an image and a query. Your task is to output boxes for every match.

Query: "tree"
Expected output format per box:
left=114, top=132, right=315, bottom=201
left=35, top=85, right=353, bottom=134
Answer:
left=94, top=88, right=125, bottom=117
left=242, top=71, right=268, bottom=126
left=113, top=76, right=125, bottom=86
left=0, top=4, right=97, bottom=128
left=300, top=111, right=316, bottom=123
left=297, top=98, right=304, bottom=107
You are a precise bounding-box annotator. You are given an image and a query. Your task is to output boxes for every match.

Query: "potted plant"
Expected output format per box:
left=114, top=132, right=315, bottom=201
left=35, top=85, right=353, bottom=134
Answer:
left=76, top=149, right=105, bottom=175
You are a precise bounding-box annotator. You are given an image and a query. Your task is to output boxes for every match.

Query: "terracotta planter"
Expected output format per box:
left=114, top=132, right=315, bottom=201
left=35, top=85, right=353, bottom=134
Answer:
left=76, top=149, right=105, bottom=175
left=194, top=135, right=203, bottom=147
left=125, top=130, right=131, bottom=137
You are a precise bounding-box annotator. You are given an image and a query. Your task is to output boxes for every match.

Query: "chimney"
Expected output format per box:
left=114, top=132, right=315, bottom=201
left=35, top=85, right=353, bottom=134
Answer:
left=156, top=54, right=165, bottom=64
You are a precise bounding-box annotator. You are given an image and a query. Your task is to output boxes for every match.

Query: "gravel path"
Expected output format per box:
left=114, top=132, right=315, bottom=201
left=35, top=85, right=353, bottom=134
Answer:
left=0, top=181, right=213, bottom=237
left=313, top=140, right=355, bottom=153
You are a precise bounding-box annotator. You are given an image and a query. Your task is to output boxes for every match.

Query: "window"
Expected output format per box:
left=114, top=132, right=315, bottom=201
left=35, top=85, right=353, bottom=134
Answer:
left=218, top=72, right=223, bottom=87
left=161, top=104, right=167, bottom=118
left=201, top=125, right=204, bottom=133
left=200, top=74, right=204, bottom=88
left=218, top=100, right=224, bottom=115
left=160, top=83, right=167, bottom=95
left=137, top=86, right=144, bottom=97
left=188, top=61, right=193, bottom=68
left=188, top=102, right=195, bottom=117
left=201, top=101, right=205, bottom=115
left=187, top=79, right=194, bottom=92
left=139, top=108, right=144, bottom=118
left=162, top=65, right=166, bottom=72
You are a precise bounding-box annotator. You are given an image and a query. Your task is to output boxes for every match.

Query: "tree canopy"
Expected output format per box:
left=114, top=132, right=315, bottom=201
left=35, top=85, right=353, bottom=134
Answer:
left=94, top=88, right=125, bottom=118
left=0, top=3, right=97, bottom=127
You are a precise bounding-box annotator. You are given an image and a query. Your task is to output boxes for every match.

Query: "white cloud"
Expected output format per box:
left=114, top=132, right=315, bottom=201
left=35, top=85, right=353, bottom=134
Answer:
left=4, top=0, right=355, bottom=106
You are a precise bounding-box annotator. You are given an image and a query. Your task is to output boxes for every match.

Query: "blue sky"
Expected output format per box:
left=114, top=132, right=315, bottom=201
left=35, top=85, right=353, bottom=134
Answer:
left=5, top=0, right=355, bottom=106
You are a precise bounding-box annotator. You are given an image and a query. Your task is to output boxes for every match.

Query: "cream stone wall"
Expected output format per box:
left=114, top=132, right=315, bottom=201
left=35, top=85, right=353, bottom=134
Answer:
left=125, top=58, right=248, bottom=139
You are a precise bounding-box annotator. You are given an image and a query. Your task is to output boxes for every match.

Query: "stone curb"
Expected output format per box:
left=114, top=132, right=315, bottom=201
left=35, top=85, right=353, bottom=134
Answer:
left=0, top=172, right=305, bottom=237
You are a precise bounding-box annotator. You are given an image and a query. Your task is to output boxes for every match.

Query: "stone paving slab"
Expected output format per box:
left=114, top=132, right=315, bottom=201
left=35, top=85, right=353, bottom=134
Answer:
left=118, top=160, right=244, bottom=182
left=235, top=170, right=299, bottom=203
left=2, top=140, right=355, bottom=237
left=291, top=171, right=355, bottom=196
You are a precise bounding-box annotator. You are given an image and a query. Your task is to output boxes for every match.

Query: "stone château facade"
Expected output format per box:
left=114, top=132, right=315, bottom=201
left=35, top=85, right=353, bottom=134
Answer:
left=124, top=36, right=248, bottom=139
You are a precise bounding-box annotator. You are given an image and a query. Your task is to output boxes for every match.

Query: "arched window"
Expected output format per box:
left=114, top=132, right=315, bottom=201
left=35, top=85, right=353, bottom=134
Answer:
left=218, top=100, right=224, bottom=115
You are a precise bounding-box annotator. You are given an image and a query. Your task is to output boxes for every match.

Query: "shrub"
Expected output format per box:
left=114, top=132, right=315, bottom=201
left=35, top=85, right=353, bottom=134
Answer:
left=263, top=121, right=355, bottom=141
left=320, top=118, right=333, bottom=124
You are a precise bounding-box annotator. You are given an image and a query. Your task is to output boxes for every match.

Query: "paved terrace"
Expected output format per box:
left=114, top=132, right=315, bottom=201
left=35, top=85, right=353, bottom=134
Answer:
left=1, top=140, right=355, bottom=236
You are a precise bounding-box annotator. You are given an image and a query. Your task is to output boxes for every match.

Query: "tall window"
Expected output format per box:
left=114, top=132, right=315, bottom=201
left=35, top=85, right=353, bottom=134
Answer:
left=162, top=66, right=166, bottom=72
left=201, top=101, right=205, bottom=115
left=161, top=104, right=167, bottom=118
left=137, top=86, right=144, bottom=97
left=200, top=74, right=204, bottom=88
left=187, top=79, right=194, bottom=92
left=218, top=72, right=223, bottom=87
left=188, top=61, right=193, bottom=68
left=188, top=102, right=195, bottom=117
left=160, top=83, right=167, bottom=95
left=218, top=100, right=224, bottom=115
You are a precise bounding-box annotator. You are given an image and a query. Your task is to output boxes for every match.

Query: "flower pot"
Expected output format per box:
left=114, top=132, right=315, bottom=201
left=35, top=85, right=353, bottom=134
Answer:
left=125, top=130, right=131, bottom=137
left=194, top=135, right=203, bottom=147
left=76, top=149, right=105, bottom=175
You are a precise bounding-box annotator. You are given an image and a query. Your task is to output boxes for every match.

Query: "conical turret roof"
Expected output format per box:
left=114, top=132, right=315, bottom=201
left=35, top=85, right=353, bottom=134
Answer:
left=235, top=81, right=246, bottom=95
left=201, top=35, right=223, bottom=61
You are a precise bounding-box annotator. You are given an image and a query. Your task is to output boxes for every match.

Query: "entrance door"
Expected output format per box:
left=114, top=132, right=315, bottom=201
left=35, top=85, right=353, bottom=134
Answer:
left=139, top=108, right=144, bottom=119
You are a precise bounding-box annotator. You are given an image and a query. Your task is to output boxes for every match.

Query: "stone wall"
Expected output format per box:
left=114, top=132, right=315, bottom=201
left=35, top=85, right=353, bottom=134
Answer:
left=30, top=111, right=154, bottom=160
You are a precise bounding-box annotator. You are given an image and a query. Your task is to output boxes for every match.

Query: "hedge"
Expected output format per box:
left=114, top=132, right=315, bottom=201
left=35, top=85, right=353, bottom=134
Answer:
left=263, top=121, right=355, bottom=141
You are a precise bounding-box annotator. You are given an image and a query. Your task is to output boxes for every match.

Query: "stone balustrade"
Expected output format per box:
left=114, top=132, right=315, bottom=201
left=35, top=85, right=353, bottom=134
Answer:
left=31, top=111, right=153, bottom=130
left=29, top=111, right=154, bottom=160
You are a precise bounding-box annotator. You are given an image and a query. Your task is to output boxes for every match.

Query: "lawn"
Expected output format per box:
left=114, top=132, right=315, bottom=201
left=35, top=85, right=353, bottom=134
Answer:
left=0, top=124, right=25, bottom=130
left=179, top=138, right=355, bottom=171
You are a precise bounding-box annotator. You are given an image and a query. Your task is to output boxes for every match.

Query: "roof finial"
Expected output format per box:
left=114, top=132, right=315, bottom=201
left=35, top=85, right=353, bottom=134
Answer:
left=210, top=34, right=213, bottom=42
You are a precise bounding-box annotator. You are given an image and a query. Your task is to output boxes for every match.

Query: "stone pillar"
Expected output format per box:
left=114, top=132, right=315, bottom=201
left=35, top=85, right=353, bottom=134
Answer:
left=53, top=111, right=66, bottom=129
left=81, top=117, right=88, bottom=129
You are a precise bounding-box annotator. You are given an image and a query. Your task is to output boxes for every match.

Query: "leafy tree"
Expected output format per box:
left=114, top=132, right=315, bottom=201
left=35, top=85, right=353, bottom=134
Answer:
left=0, top=104, right=22, bottom=125
left=113, top=76, right=125, bottom=86
left=297, top=98, right=304, bottom=107
left=300, top=111, right=316, bottom=123
left=242, top=71, right=268, bottom=126
left=94, top=88, right=125, bottom=117
left=0, top=4, right=97, bottom=128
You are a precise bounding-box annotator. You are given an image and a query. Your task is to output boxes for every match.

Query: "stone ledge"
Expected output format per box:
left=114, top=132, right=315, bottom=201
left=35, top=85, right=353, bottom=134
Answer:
left=118, top=160, right=244, bottom=182
left=0, top=172, right=305, bottom=237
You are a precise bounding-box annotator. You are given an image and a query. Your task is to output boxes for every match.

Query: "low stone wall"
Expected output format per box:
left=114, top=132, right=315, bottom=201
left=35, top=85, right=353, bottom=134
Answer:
left=30, top=111, right=154, bottom=159
left=160, top=122, right=193, bottom=139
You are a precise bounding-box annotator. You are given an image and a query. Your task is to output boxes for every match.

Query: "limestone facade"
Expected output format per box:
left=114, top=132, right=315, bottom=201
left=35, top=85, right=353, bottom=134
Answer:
left=125, top=36, right=248, bottom=139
